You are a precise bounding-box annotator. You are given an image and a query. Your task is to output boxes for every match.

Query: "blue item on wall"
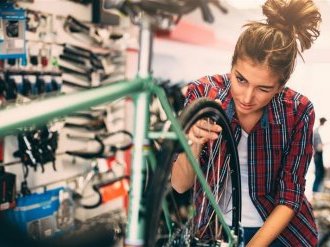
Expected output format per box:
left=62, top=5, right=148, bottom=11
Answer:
left=5, top=187, right=62, bottom=240
left=0, top=3, right=26, bottom=60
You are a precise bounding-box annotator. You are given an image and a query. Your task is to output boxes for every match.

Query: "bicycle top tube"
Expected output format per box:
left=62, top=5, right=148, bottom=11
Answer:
left=0, top=77, right=148, bottom=136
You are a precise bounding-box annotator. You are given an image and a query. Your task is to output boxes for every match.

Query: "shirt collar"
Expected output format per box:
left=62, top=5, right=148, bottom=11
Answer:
left=225, top=98, right=281, bottom=129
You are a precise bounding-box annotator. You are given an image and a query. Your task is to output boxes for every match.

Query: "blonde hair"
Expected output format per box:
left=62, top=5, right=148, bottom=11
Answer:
left=231, top=0, right=321, bottom=84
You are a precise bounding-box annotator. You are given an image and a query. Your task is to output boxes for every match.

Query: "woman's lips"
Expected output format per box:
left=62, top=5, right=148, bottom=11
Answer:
left=240, top=102, right=254, bottom=110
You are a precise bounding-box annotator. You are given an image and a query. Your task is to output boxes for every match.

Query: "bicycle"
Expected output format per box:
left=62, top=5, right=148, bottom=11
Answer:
left=0, top=1, right=242, bottom=246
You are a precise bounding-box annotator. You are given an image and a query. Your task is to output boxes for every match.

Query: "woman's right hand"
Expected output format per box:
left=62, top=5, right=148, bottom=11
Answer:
left=188, top=119, right=222, bottom=145
left=187, top=99, right=223, bottom=145
left=172, top=118, right=222, bottom=193
left=171, top=99, right=223, bottom=193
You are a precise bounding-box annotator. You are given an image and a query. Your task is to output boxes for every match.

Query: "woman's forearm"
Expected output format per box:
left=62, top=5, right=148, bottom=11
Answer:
left=171, top=118, right=221, bottom=193
left=171, top=153, right=196, bottom=193
left=171, top=144, right=202, bottom=193
left=246, top=205, right=295, bottom=247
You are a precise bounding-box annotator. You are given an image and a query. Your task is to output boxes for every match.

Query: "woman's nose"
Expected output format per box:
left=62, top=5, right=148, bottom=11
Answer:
left=242, top=88, right=254, bottom=103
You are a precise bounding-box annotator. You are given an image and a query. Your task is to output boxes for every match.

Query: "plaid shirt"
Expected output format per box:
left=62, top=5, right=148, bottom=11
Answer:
left=185, top=74, right=317, bottom=246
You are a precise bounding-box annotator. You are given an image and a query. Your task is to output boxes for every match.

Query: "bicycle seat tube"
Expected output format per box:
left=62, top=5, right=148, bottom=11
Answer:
left=125, top=17, right=153, bottom=247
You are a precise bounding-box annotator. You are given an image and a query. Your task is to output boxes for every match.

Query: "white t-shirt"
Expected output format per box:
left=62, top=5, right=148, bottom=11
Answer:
left=221, top=130, right=264, bottom=227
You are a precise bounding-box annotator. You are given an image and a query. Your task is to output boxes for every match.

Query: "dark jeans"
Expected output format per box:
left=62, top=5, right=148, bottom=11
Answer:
left=243, top=227, right=285, bottom=246
left=313, top=151, right=325, bottom=192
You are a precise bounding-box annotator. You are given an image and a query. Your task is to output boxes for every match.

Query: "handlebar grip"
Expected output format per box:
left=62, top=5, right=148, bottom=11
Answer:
left=197, top=0, right=214, bottom=23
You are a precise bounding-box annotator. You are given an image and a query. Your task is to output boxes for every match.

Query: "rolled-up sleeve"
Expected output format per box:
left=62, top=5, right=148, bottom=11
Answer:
left=275, top=101, right=315, bottom=212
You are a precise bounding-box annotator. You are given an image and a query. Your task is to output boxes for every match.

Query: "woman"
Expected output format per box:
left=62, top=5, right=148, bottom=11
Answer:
left=171, top=0, right=321, bottom=246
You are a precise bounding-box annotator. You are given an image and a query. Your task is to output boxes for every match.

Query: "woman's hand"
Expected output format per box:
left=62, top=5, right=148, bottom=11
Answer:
left=188, top=119, right=222, bottom=145
left=187, top=100, right=223, bottom=145
left=171, top=99, right=223, bottom=193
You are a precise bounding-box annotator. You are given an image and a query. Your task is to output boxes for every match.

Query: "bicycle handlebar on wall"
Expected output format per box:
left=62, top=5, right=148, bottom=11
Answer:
left=103, top=0, right=225, bottom=23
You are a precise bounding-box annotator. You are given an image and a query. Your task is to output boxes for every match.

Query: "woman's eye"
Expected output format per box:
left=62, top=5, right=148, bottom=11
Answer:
left=259, top=88, right=270, bottom=93
left=236, top=76, right=245, bottom=83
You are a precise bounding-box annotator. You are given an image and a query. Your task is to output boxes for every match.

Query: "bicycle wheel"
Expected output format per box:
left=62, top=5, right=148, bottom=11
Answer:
left=145, top=97, right=242, bottom=246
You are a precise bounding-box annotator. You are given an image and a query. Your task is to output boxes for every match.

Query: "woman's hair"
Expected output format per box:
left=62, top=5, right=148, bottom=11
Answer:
left=231, top=0, right=321, bottom=84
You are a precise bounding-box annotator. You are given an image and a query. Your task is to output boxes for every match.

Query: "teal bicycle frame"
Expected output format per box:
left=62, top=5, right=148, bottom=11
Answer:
left=0, top=16, right=238, bottom=247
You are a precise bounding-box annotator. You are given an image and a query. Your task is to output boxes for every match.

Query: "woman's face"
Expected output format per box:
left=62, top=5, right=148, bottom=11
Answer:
left=230, top=58, right=282, bottom=117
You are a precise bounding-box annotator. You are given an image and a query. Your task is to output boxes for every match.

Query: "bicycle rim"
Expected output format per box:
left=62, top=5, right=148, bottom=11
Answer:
left=145, top=97, right=242, bottom=247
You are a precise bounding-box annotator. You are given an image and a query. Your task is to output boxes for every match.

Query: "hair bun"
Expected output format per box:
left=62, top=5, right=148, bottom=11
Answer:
left=262, top=0, right=321, bottom=51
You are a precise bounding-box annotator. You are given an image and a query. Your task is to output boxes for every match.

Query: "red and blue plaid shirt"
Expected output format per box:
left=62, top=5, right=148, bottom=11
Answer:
left=185, top=74, right=317, bottom=246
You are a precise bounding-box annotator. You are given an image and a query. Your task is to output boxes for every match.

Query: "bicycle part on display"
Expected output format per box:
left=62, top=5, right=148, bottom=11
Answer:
left=0, top=70, right=62, bottom=100
left=109, top=33, right=123, bottom=40
left=104, top=0, right=227, bottom=26
left=20, top=180, right=31, bottom=196
left=26, top=9, right=41, bottom=33
left=64, top=119, right=106, bottom=131
left=150, top=80, right=186, bottom=138
left=68, top=109, right=107, bottom=120
left=60, top=44, right=113, bottom=88
left=66, top=135, right=104, bottom=159
left=74, top=175, right=129, bottom=210
left=156, top=79, right=186, bottom=112
left=64, top=109, right=108, bottom=131
left=93, top=175, right=129, bottom=207
left=65, top=132, right=130, bottom=213
left=1, top=72, right=18, bottom=100
left=63, top=15, right=103, bottom=45
left=14, top=132, right=40, bottom=177
left=13, top=126, right=59, bottom=176
left=61, top=44, right=104, bottom=70
left=66, top=130, right=133, bottom=159
left=67, top=159, right=110, bottom=210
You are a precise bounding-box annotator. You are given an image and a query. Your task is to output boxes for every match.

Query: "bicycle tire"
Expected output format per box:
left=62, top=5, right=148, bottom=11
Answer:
left=145, top=97, right=242, bottom=246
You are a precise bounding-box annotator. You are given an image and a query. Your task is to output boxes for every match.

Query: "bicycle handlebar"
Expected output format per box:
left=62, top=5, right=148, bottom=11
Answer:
left=103, top=0, right=222, bottom=23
